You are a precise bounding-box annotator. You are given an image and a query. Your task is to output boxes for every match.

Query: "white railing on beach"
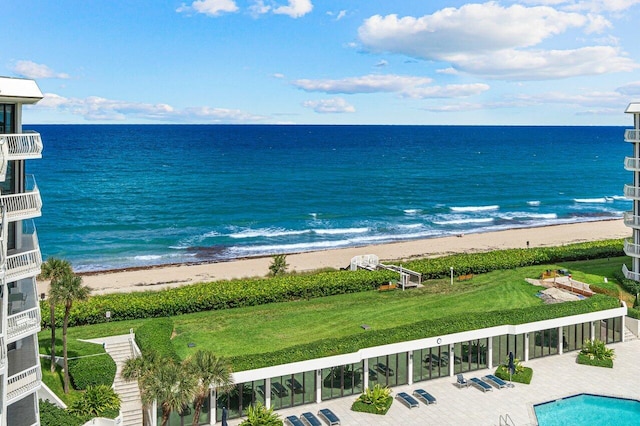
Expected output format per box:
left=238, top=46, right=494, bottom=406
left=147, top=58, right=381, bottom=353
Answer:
left=623, top=211, right=640, bottom=228
left=623, top=184, right=640, bottom=199
left=7, top=307, right=41, bottom=341
left=6, top=365, right=41, bottom=404
left=0, top=175, right=42, bottom=221
left=0, top=132, right=43, bottom=182
left=623, top=239, right=640, bottom=257
left=625, top=129, right=640, bottom=143
left=624, top=157, right=640, bottom=171
left=622, top=264, right=640, bottom=282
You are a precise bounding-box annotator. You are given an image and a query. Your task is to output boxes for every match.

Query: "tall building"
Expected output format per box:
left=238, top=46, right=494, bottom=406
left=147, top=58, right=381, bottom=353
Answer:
left=624, top=103, right=640, bottom=281
left=0, top=77, right=44, bottom=426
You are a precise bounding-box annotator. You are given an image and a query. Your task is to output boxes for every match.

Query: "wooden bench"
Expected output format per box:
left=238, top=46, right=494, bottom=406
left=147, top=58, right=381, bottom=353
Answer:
left=378, top=283, right=397, bottom=291
left=457, top=274, right=473, bottom=281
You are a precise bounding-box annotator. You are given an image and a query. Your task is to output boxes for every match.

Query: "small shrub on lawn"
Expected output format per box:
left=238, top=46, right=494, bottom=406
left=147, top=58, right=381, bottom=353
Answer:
left=351, top=384, right=393, bottom=415
left=39, top=400, right=87, bottom=426
left=68, top=355, right=116, bottom=390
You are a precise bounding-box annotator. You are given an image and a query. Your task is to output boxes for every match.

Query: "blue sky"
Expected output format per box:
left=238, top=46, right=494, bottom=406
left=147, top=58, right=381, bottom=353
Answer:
left=5, top=0, right=640, bottom=125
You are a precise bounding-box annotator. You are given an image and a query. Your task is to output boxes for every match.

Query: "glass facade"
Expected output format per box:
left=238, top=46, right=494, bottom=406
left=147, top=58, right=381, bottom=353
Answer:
left=321, top=363, right=362, bottom=401
left=273, top=371, right=316, bottom=408
left=160, top=398, right=210, bottom=426
left=594, top=317, right=623, bottom=344
left=412, top=344, right=449, bottom=382
left=367, top=353, right=408, bottom=389
left=529, top=328, right=560, bottom=359
left=492, top=333, right=525, bottom=367
left=0, top=104, right=14, bottom=134
left=216, top=380, right=265, bottom=421
left=562, top=322, right=591, bottom=352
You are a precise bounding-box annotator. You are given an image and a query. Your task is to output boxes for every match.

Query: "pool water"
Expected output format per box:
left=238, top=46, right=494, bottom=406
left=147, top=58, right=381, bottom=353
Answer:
left=534, top=394, right=640, bottom=425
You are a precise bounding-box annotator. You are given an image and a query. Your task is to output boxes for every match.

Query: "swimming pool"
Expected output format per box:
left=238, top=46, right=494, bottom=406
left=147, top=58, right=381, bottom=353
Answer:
left=534, top=394, right=640, bottom=425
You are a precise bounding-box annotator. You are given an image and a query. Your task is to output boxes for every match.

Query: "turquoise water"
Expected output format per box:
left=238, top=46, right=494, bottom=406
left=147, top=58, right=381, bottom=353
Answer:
left=27, top=124, right=631, bottom=272
left=534, top=394, right=640, bottom=425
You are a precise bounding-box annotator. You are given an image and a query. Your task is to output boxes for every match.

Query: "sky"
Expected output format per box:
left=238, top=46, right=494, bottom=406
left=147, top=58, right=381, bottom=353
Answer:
left=5, top=0, right=640, bottom=125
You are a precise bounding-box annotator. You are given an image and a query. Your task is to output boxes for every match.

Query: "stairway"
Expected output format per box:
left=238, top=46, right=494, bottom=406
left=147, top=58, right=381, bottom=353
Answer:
left=624, top=325, right=637, bottom=342
left=106, top=340, right=144, bottom=426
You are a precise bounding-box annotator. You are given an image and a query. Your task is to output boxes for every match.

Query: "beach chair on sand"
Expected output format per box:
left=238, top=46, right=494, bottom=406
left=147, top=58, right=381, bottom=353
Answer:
left=483, top=374, right=507, bottom=389
left=301, top=412, right=322, bottom=426
left=285, top=416, right=305, bottom=426
left=396, top=392, right=420, bottom=408
left=318, top=408, right=341, bottom=425
left=413, top=388, right=437, bottom=404
left=455, top=374, right=470, bottom=388
left=470, top=377, right=493, bottom=392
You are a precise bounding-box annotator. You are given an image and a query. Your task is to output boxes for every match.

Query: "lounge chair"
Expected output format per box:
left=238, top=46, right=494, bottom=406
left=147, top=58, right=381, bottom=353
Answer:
left=318, top=408, right=340, bottom=425
left=483, top=374, right=507, bottom=389
left=470, top=377, right=493, bottom=392
left=285, top=416, right=305, bottom=426
left=301, top=412, right=322, bottom=426
left=455, top=374, right=470, bottom=388
left=396, top=391, right=420, bottom=408
left=413, top=388, right=437, bottom=404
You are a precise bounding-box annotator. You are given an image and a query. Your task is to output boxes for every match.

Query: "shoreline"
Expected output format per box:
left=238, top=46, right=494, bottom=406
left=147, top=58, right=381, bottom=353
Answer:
left=38, top=219, right=629, bottom=296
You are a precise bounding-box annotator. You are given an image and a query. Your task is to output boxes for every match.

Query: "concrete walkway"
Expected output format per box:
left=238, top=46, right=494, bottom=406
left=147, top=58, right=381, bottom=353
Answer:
left=227, top=338, right=640, bottom=426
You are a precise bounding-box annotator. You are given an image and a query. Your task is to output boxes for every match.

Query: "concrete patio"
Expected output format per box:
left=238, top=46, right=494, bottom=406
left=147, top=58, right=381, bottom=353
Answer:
left=226, top=338, right=640, bottom=425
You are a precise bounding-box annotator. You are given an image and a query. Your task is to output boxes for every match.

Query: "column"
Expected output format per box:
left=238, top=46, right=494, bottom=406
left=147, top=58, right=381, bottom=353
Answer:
left=524, top=333, right=529, bottom=362
left=210, top=389, right=216, bottom=425
left=408, top=351, right=413, bottom=385
left=590, top=321, right=596, bottom=341
left=558, top=327, right=564, bottom=355
left=316, top=370, right=322, bottom=404
left=487, top=337, right=493, bottom=370
left=363, top=358, right=369, bottom=389
left=449, top=344, right=455, bottom=377
left=265, top=377, right=271, bottom=408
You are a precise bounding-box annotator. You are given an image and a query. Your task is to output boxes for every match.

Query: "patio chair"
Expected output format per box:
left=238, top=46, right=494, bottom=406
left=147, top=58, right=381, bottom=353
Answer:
left=285, top=415, right=305, bottom=426
left=318, top=408, right=340, bottom=425
left=300, top=412, right=322, bottom=426
left=396, top=391, right=420, bottom=408
left=470, top=377, right=493, bottom=392
left=413, top=388, right=437, bottom=404
left=455, top=373, right=470, bottom=388
left=483, top=374, right=507, bottom=389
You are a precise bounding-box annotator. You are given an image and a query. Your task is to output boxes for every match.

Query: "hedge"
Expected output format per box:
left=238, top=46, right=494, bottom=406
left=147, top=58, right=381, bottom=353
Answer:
left=576, top=353, right=613, bottom=368
left=40, top=240, right=624, bottom=329
left=228, top=295, right=620, bottom=371
left=628, top=308, right=640, bottom=320
left=68, top=354, right=117, bottom=390
left=614, top=269, right=640, bottom=296
left=39, top=400, right=87, bottom=426
left=351, top=396, right=393, bottom=415
left=135, top=317, right=180, bottom=362
left=494, top=366, right=533, bottom=385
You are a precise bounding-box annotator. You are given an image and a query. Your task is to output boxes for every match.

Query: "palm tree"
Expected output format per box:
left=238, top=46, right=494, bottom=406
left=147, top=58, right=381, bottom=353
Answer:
left=184, top=350, right=234, bottom=426
left=122, top=352, right=161, bottom=425
left=39, top=257, right=73, bottom=373
left=49, top=272, right=90, bottom=393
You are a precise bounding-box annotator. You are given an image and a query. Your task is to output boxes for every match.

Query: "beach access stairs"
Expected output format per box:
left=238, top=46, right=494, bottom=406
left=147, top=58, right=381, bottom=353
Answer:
left=103, top=334, right=144, bottom=426
left=350, top=254, right=422, bottom=288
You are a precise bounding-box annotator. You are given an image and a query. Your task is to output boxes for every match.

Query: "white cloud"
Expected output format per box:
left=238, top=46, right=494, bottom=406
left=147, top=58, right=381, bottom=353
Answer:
left=436, top=67, right=459, bottom=75
left=249, top=0, right=271, bottom=16
left=12, top=60, right=69, bottom=79
left=302, top=98, right=355, bottom=113
left=273, top=0, right=313, bottom=18
left=35, top=93, right=266, bottom=123
left=616, top=82, right=640, bottom=96
left=293, top=74, right=488, bottom=99
left=357, top=2, right=637, bottom=80
left=176, top=0, right=238, bottom=16
left=272, top=73, right=285, bottom=79
left=563, top=0, right=640, bottom=13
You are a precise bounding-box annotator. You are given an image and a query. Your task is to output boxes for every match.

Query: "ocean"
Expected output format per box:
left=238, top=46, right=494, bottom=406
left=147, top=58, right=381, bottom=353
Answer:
left=27, top=124, right=631, bottom=272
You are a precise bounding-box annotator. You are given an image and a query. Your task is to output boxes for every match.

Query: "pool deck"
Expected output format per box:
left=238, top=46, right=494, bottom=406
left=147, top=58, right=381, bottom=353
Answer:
left=226, top=338, right=640, bottom=425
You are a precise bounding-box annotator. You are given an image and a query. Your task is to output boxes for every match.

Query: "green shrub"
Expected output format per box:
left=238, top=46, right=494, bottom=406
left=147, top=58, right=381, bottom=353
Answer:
left=589, top=285, right=619, bottom=298
left=577, top=353, right=613, bottom=368
left=628, top=308, right=640, bottom=320
left=39, top=400, right=87, bottom=426
left=614, top=269, right=640, bottom=296
left=68, top=355, right=116, bottom=390
left=578, top=339, right=615, bottom=368
left=352, top=385, right=393, bottom=415
left=67, top=384, right=121, bottom=418
left=239, top=402, right=283, bottom=426
left=135, top=317, right=180, bottom=361
left=494, top=366, right=533, bottom=384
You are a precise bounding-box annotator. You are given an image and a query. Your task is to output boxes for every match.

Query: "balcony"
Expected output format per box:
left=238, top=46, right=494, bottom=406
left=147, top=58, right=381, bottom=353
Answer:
left=623, top=184, right=640, bottom=199
left=624, top=239, right=640, bottom=257
left=0, top=132, right=42, bottom=182
left=0, top=175, right=42, bottom=222
left=623, top=211, right=640, bottom=228
left=622, top=264, right=640, bottom=282
left=624, top=157, right=640, bottom=172
left=625, top=129, right=640, bottom=143
left=6, top=392, right=38, bottom=426
left=5, top=228, right=42, bottom=282
left=6, top=365, right=41, bottom=405
left=6, top=307, right=41, bottom=343
left=0, top=335, right=6, bottom=371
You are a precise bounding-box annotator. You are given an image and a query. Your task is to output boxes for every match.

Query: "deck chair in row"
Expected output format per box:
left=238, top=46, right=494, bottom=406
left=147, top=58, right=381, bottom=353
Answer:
left=318, top=408, right=340, bottom=425
left=470, top=377, right=493, bottom=392
left=396, top=391, right=420, bottom=408
left=301, top=412, right=322, bottom=426
left=413, top=388, right=437, bottom=404
left=483, top=374, right=507, bottom=389
left=286, top=416, right=305, bottom=426
left=455, top=374, right=470, bottom=388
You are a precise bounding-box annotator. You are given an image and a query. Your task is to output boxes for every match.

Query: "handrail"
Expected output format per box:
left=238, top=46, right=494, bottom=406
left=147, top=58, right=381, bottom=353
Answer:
left=623, top=211, right=640, bottom=228
left=0, top=335, right=6, bottom=370
left=6, top=364, right=41, bottom=402
left=624, top=157, right=640, bottom=171
left=625, top=129, right=640, bottom=142
left=624, top=239, right=640, bottom=257
left=499, top=413, right=516, bottom=425
left=7, top=307, right=41, bottom=340
left=5, top=246, right=42, bottom=283
left=623, top=184, right=640, bottom=199
left=0, top=132, right=43, bottom=158
left=622, top=264, right=640, bottom=282
left=0, top=175, right=42, bottom=221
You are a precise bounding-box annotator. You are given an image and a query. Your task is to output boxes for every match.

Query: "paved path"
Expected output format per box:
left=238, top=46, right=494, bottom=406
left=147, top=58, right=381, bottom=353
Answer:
left=227, top=338, right=640, bottom=426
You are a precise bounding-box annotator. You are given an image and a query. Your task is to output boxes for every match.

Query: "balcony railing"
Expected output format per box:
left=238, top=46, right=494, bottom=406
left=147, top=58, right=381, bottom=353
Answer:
left=623, top=239, right=640, bottom=257
left=5, top=230, right=42, bottom=283
left=7, top=307, right=41, bottom=342
left=625, top=129, right=640, bottom=143
left=624, top=157, right=640, bottom=171
left=622, top=264, right=640, bottom=282
left=0, top=175, right=42, bottom=222
left=0, top=132, right=42, bottom=182
left=0, top=335, right=6, bottom=371
left=623, top=184, right=640, bottom=199
left=6, top=365, right=41, bottom=404
left=623, top=211, right=640, bottom=228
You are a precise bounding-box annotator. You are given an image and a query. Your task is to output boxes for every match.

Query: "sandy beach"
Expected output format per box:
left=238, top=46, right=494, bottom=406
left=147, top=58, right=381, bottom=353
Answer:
left=37, top=219, right=629, bottom=296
